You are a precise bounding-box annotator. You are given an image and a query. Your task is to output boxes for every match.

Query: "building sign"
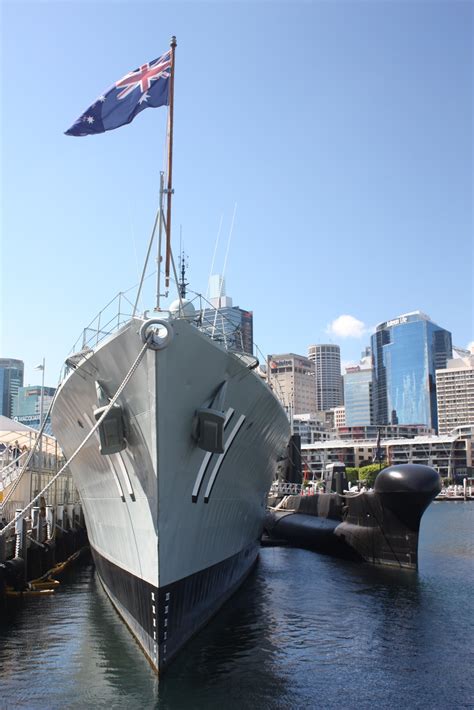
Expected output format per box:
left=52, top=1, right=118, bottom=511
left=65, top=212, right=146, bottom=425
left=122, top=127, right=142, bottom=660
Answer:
left=386, top=316, right=408, bottom=328
left=271, top=359, right=292, bottom=368
left=14, top=415, right=40, bottom=424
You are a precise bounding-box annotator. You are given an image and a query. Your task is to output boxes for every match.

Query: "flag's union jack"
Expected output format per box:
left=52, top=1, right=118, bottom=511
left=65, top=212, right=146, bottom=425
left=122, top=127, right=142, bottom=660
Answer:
left=116, top=52, right=171, bottom=100
left=65, top=49, right=171, bottom=137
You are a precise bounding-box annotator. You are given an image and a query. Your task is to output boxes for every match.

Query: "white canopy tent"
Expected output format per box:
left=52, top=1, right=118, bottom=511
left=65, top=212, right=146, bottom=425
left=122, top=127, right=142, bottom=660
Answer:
left=0, top=415, right=59, bottom=456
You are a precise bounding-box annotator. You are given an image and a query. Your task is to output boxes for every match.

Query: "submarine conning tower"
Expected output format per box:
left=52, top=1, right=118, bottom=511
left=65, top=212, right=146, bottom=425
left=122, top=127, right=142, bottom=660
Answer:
left=373, top=463, right=442, bottom=531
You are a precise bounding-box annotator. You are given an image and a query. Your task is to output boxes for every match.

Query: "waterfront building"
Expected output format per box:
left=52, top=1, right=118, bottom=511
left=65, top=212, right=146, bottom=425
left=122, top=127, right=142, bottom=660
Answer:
left=302, top=429, right=472, bottom=480
left=12, top=385, right=56, bottom=435
left=371, top=311, right=452, bottom=431
left=0, top=359, right=24, bottom=418
left=344, top=364, right=373, bottom=427
left=436, top=354, right=474, bottom=435
left=267, top=354, right=316, bottom=415
left=335, top=424, right=432, bottom=441
left=201, top=276, right=253, bottom=354
left=308, top=344, right=343, bottom=411
left=292, top=413, right=331, bottom=444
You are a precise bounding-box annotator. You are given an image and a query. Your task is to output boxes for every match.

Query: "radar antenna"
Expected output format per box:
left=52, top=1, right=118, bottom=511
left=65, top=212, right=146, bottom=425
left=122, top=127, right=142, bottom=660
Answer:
left=178, top=228, right=189, bottom=299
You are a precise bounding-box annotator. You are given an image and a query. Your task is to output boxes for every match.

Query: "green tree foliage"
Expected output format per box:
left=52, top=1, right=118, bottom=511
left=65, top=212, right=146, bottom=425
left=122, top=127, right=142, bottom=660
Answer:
left=345, top=463, right=388, bottom=488
left=345, top=467, right=359, bottom=484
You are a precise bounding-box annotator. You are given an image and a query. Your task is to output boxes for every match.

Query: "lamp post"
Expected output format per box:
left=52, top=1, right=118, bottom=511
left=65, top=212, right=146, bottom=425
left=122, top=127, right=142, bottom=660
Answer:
left=34, top=359, right=45, bottom=492
left=34, top=358, right=45, bottom=432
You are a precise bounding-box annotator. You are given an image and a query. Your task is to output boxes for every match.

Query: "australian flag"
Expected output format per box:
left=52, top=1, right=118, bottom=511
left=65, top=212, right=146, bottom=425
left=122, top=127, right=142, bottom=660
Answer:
left=65, top=51, right=171, bottom=137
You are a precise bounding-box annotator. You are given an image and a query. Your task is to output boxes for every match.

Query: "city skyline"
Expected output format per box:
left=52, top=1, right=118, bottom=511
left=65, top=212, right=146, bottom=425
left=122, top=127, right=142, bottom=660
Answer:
left=1, top=2, right=472, bottom=386
left=4, top=307, right=473, bottom=391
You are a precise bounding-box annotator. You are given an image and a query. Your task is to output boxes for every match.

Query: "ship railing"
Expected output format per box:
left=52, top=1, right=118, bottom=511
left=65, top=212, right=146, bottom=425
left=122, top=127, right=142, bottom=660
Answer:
left=61, top=291, right=137, bottom=379
left=71, top=290, right=136, bottom=353
left=62, top=287, right=261, bottom=382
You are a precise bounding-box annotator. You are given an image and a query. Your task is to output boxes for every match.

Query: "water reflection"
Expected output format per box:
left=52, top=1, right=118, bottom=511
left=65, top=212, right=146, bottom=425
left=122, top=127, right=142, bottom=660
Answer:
left=0, top=503, right=472, bottom=709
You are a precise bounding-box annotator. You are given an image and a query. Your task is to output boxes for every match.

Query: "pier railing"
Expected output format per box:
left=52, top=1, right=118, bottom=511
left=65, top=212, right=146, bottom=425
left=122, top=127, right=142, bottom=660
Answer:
left=269, top=482, right=303, bottom=496
left=0, top=456, right=77, bottom=526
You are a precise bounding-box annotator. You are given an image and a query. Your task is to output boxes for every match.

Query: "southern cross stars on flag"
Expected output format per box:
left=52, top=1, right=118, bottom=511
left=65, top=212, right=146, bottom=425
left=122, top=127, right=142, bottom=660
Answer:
left=65, top=50, right=172, bottom=137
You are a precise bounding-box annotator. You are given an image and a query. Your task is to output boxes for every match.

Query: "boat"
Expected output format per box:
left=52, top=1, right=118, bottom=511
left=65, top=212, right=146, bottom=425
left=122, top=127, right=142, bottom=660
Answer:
left=50, top=39, right=290, bottom=672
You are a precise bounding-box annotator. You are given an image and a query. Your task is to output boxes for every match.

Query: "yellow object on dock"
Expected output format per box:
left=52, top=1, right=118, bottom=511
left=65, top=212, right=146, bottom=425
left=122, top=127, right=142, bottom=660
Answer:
left=6, top=588, right=55, bottom=597
left=30, top=579, right=61, bottom=590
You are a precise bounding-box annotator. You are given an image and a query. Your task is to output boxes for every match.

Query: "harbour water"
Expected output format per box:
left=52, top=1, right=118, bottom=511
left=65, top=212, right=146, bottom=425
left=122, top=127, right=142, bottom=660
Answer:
left=1, top=502, right=472, bottom=709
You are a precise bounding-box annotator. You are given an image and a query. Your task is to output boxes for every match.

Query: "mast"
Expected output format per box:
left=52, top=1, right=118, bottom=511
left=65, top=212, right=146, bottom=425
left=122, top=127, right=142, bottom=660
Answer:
left=165, top=35, right=177, bottom=288
left=155, top=171, right=165, bottom=310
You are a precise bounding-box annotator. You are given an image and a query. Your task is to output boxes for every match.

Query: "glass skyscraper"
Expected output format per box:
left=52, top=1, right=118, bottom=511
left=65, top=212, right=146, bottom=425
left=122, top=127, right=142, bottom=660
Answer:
left=0, top=358, right=24, bottom=418
left=344, top=366, right=373, bottom=426
left=371, top=312, right=452, bottom=431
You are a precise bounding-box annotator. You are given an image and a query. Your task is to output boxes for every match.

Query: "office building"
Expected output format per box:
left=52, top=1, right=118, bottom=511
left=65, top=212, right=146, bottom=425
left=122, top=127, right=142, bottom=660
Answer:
left=344, top=364, right=373, bottom=426
left=0, top=358, right=24, bottom=418
left=436, top=354, right=474, bottom=435
left=371, top=311, right=452, bottom=431
left=201, top=275, right=253, bottom=354
left=267, top=353, right=316, bottom=415
left=12, top=385, right=56, bottom=435
left=308, top=344, right=343, bottom=411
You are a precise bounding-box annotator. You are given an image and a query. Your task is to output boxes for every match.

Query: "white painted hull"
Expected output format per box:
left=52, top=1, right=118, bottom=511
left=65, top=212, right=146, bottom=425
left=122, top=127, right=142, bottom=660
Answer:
left=51, top=317, right=289, bottom=670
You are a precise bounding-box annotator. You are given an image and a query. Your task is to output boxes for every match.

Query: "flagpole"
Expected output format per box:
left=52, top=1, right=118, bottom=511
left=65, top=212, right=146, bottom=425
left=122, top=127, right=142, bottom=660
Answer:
left=165, top=35, right=177, bottom=288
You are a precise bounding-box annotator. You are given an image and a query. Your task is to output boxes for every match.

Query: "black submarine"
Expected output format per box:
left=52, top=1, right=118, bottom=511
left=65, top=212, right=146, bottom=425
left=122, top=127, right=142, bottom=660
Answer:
left=264, top=438, right=441, bottom=570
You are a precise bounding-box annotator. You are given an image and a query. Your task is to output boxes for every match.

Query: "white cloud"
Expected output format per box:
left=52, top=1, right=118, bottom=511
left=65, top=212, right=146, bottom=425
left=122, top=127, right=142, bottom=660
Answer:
left=326, top=315, right=367, bottom=339
left=467, top=341, right=474, bottom=354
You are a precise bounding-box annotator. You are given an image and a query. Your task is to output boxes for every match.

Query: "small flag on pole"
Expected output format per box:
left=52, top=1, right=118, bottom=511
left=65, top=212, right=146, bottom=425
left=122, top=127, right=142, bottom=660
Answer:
left=65, top=50, right=172, bottom=137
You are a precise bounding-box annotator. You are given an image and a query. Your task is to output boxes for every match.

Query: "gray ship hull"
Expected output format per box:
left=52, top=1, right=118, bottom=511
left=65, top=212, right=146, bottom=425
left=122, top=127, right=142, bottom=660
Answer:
left=51, top=317, right=289, bottom=671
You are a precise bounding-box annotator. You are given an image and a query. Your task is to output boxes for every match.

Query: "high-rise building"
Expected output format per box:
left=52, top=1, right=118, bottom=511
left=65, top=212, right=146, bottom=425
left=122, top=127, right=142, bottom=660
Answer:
left=12, top=385, right=56, bottom=435
left=201, top=275, right=253, bottom=354
left=333, top=405, right=346, bottom=428
left=371, top=311, right=452, bottom=431
left=436, top=354, right=474, bottom=435
left=344, top=364, right=373, bottom=426
left=307, top=344, right=343, bottom=411
left=0, top=358, right=24, bottom=417
left=267, top=353, right=316, bottom=415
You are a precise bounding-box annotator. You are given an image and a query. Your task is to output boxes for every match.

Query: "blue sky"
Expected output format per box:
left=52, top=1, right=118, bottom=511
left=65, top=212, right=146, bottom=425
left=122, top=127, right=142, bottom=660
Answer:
left=1, top=0, right=472, bottom=387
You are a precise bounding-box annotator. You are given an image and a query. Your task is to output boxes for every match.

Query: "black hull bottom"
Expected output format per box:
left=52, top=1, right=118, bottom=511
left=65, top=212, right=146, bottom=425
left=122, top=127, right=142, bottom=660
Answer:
left=91, top=540, right=259, bottom=672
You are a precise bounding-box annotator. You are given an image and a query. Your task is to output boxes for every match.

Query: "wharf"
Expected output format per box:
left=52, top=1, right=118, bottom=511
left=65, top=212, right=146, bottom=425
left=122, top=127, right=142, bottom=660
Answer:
left=435, top=483, right=473, bottom=501
left=0, top=417, right=87, bottom=595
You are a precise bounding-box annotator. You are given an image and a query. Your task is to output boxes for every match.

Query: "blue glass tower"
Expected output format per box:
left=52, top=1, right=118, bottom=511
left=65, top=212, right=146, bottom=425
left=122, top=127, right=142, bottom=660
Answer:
left=0, top=358, right=24, bottom=417
left=344, top=366, right=373, bottom=426
left=371, top=312, right=452, bottom=431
